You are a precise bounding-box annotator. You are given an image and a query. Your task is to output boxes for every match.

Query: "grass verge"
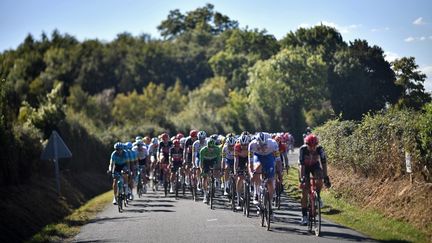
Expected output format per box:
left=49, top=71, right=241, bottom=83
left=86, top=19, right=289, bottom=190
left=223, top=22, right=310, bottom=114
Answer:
left=284, top=166, right=429, bottom=243
left=28, top=190, right=112, bottom=243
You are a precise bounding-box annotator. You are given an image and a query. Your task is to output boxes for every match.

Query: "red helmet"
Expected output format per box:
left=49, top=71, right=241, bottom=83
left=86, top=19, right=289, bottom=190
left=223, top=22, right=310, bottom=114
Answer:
left=282, top=133, right=289, bottom=143
left=176, top=133, right=184, bottom=139
left=305, top=134, right=318, bottom=146
left=173, top=139, right=180, bottom=147
left=161, top=133, right=169, bottom=141
left=189, top=129, right=198, bottom=138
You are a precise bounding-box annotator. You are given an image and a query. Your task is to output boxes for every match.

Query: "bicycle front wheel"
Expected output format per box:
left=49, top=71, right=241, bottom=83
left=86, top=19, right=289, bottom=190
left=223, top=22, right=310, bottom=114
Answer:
left=265, top=192, right=271, bottom=231
left=314, top=194, right=322, bottom=236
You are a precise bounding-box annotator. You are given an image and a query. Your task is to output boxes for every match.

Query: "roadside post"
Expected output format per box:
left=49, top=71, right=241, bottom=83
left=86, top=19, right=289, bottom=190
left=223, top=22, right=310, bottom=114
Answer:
left=41, top=131, right=72, bottom=196
left=405, top=152, right=413, bottom=184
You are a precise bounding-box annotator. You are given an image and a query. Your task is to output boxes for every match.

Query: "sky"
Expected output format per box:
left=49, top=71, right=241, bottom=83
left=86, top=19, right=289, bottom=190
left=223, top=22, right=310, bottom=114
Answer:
left=1, top=0, right=432, bottom=91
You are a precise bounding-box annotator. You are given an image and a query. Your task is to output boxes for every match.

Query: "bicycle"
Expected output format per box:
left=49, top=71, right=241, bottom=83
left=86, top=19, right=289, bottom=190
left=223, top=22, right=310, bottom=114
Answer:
left=307, top=177, right=321, bottom=236
left=190, top=167, right=198, bottom=201
left=136, top=165, right=145, bottom=198
left=204, top=168, right=216, bottom=209
left=161, top=163, right=170, bottom=197
left=274, top=177, right=282, bottom=210
left=240, top=170, right=251, bottom=217
left=227, top=168, right=237, bottom=212
left=113, top=171, right=128, bottom=213
left=256, top=172, right=272, bottom=231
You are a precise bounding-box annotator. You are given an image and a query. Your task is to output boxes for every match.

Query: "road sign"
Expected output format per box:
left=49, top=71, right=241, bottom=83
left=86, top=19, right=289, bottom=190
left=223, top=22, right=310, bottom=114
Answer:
left=41, top=131, right=72, bottom=195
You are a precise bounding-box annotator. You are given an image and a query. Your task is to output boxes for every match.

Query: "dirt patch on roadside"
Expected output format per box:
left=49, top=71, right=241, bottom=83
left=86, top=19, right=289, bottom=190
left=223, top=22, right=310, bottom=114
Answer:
left=329, top=166, right=432, bottom=240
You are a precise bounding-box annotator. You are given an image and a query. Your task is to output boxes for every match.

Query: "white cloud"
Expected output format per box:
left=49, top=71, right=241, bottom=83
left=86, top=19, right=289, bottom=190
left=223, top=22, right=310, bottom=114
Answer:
left=371, top=27, right=390, bottom=32
left=404, top=36, right=432, bottom=42
left=319, top=21, right=361, bottom=34
left=384, top=51, right=400, bottom=63
left=420, top=65, right=432, bottom=93
left=413, top=17, right=426, bottom=25
left=298, top=23, right=310, bottom=29
left=404, top=36, right=415, bottom=42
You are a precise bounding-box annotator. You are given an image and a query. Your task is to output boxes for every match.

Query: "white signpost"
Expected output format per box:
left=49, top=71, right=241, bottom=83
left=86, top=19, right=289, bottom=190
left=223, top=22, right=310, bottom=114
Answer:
left=41, top=131, right=72, bottom=195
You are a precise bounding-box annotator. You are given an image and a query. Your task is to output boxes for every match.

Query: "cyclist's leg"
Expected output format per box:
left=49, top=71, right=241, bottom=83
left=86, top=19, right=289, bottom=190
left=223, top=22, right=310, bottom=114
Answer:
left=253, top=160, right=263, bottom=204
left=300, top=166, right=312, bottom=224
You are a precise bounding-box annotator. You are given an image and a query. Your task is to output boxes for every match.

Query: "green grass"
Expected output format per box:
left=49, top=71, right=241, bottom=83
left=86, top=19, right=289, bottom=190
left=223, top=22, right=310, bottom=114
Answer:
left=284, top=166, right=429, bottom=243
left=28, top=191, right=113, bottom=243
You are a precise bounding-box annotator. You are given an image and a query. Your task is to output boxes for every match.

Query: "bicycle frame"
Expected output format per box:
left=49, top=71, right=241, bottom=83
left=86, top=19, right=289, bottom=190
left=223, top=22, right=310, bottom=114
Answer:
left=308, top=177, right=321, bottom=236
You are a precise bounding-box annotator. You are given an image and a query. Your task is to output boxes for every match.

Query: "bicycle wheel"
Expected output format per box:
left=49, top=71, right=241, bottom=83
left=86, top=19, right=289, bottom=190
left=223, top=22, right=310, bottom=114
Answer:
left=314, top=193, right=322, bottom=236
left=231, top=177, right=236, bottom=211
left=210, top=176, right=215, bottom=209
left=245, top=181, right=250, bottom=217
left=137, top=174, right=142, bottom=198
left=266, top=191, right=271, bottom=231
left=308, top=194, right=314, bottom=233
left=260, top=192, right=265, bottom=227
left=276, top=181, right=281, bottom=210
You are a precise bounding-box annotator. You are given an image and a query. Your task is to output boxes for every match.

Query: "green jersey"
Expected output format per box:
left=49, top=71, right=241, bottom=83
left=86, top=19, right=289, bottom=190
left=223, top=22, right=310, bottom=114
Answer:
left=199, top=146, right=221, bottom=167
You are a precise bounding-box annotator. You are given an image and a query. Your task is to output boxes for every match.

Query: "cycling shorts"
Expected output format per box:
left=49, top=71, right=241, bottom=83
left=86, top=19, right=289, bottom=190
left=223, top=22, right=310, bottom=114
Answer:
left=171, top=161, right=183, bottom=173
left=114, top=163, right=128, bottom=174
left=253, top=153, right=275, bottom=179
left=225, top=158, right=234, bottom=167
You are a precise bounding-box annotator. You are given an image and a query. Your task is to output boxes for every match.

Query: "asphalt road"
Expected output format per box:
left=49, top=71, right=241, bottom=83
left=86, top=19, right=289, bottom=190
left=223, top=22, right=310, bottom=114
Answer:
left=74, top=149, right=375, bottom=243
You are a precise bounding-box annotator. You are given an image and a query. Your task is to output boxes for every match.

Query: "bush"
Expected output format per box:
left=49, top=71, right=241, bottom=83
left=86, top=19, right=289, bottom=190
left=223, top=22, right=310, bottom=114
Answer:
left=316, top=108, right=429, bottom=181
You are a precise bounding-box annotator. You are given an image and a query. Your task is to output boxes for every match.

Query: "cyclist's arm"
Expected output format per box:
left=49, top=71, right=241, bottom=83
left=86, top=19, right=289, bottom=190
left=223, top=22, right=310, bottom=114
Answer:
left=199, top=147, right=205, bottom=170
left=299, top=147, right=306, bottom=181
left=318, top=146, right=328, bottom=177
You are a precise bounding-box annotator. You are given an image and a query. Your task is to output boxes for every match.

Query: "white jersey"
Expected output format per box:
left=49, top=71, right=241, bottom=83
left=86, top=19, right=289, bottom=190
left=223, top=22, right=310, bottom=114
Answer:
left=222, top=144, right=235, bottom=160
left=192, top=140, right=207, bottom=158
left=248, top=138, right=280, bottom=162
left=132, top=145, right=149, bottom=160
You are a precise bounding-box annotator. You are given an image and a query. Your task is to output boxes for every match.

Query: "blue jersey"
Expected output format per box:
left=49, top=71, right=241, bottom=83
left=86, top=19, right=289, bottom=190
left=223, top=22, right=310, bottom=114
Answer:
left=110, top=150, right=128, bottom=166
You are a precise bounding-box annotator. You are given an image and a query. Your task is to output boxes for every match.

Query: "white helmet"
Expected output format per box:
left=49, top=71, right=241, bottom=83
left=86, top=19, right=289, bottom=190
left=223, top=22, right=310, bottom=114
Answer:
left=239, top=134, right=250, bottom=145
left=226, top=136, right=236, bottom=146
left=257, top=132, right=267, bottom=145
left=198, top=131, right=207, bottom=140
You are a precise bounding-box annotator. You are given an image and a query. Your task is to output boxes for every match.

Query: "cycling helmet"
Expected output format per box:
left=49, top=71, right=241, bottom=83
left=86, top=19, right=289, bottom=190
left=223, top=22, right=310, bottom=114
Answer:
left=125, top=142, right=133, bottom=150
left=207, top=138, right=216, bottom=148
left=114, top=142, right=123, bottom=150
left=151, top=137, right=159, bottom=145
left=198, top=131, right=207, bottom=140
left=306, top=127, right=312, bottom=134
left=144, top=136, right=151, bottom=144
left=226, top=136, right=236, bottom=146
left=305, top=134, right=318, bottom=146
left=189, top=129, right=198, bottom=138
left=137, top=140, right=144, bottom=146
left=176, top=133, right=184, bottom=139
left=135, top=136, right=142, bottom=141
left=173, top=139, right=180, bottom=147
left=161, top=133, right=169, bottom=141
left=257, top=132, right=267, bottom=145
left=239, top=134, right=250, bottom=145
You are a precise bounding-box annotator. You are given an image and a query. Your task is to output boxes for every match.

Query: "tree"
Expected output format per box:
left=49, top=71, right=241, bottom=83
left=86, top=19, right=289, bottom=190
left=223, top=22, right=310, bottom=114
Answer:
left=247, top=47, right=327, bottom=132
left=392, top=57, right=431, bottom=110
left=157, top=4, right=238, bottom=39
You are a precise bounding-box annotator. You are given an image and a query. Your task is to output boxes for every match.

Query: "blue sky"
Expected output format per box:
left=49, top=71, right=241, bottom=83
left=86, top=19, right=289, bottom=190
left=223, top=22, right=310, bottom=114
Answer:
left=1, top=0, right=431, bottom=91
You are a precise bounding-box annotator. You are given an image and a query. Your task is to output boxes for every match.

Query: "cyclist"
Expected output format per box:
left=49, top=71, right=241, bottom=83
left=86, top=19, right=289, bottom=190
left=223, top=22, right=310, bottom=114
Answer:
left=133, top=140, right=150, bottom=194
left=222, top=136, right=236, bottom=196
left=200, top=138, right=222, bottom=203
left=125, top=141, right=137, bottom=200
left=234, top=133, right=251, bottom=210
left=108, top=142, right=129, bottom=205
left=149, top=137, right=159, bottom=191
left=248, top=132, right=281, bottom=217
left=158, top=133, right=173, bottom=189
left=169, top=139, right=184, bottom=193
left=192, top=131, right=207, bottom=191
left=303, top=127, right=312, bottom=143
left=274, top=135, right=289, bottom=187
left=183, top=130, right=198, bottom=186
left=299, top=134, right=331, bottom=226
